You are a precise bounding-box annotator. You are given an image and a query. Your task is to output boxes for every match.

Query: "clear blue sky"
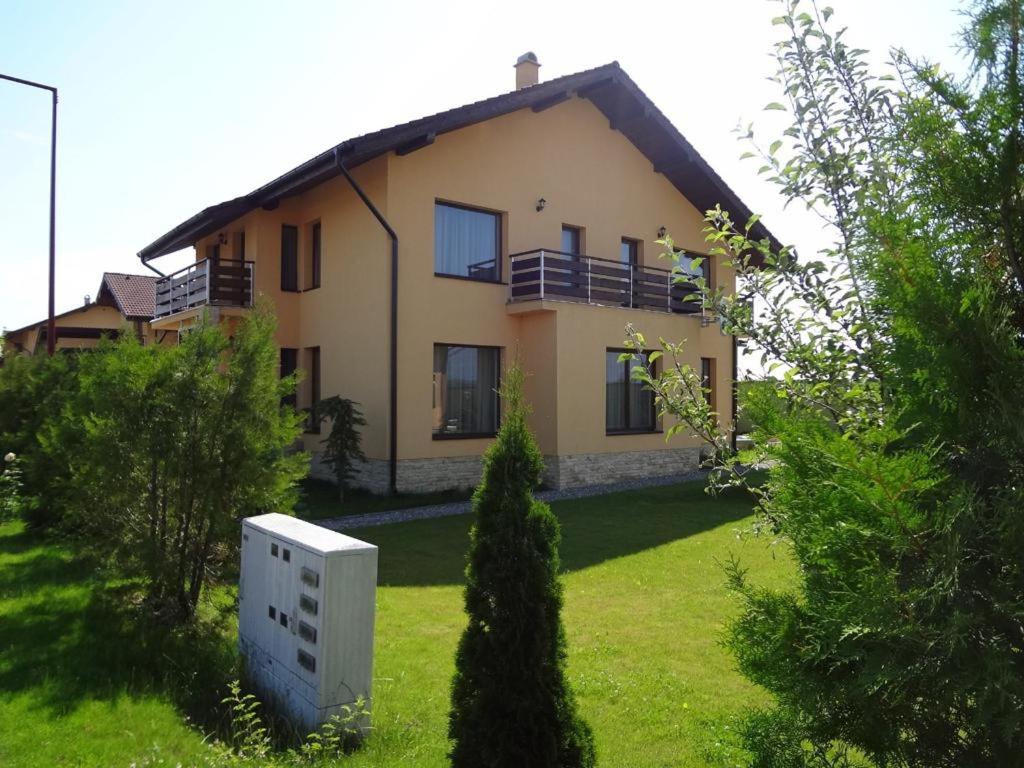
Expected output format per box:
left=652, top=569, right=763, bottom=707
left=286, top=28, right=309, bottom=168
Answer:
left=1, top=0, right=965, bottom=348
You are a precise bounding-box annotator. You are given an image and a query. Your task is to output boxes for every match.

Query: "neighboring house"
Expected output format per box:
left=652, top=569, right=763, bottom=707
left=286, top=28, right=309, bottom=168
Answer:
left=2, top=272, right=157, bottom=356
left=138, top=55, right=777, bottom=494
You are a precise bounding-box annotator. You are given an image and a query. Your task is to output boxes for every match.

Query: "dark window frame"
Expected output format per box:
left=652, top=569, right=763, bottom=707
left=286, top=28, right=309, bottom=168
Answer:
left=305, top=346, right=321, bottom=434
left=308, top=221, right=322, bottom=291
left=561, top=224, right=583, bottom=256
left=605, top=348, right=660, bottom=435
left=432, top=342, right=502, bottom=440
left=280, top=348, right=298, bottom=408
left=700, top=357, right=715, bottom=408
left=433, top=200, right=503, bottom=284
left=281, top=224, right=299, bottom=292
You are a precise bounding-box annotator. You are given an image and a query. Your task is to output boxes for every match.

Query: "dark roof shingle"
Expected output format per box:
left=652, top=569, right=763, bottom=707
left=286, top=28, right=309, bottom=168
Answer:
left=139, top=62, right=779, bottom=261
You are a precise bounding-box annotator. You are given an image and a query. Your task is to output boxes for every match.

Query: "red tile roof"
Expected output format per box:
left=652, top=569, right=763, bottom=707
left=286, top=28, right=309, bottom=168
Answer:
left=99, top=272, right=156, bottom=319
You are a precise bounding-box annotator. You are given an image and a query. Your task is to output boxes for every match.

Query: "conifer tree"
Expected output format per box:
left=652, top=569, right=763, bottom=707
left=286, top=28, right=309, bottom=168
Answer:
left=448, top=364, right=595, bottom=768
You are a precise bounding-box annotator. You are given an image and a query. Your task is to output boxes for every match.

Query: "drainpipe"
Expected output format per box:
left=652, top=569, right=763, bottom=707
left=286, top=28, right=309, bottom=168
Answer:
left=334, top=149, right=399, bottom=495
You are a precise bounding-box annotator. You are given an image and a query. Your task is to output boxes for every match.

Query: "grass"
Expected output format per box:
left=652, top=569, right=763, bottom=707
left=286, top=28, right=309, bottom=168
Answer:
left=296, top=478, right=472, bottom=521
left=0, top=480, right=791, bottom=767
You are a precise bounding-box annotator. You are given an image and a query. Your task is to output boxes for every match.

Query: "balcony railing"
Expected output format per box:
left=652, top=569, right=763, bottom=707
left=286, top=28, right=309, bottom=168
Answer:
left=509, top=249, right=702, bottom=314
left=155, top=257, right=254, bottom=319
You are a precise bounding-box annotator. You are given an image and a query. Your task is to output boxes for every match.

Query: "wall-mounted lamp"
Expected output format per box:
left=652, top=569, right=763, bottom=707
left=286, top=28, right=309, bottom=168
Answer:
left=536, top=197, right=547, bottom=212
left=217, top=232, right=228, bottom=245
left=657, top=226, right=667, bottom=239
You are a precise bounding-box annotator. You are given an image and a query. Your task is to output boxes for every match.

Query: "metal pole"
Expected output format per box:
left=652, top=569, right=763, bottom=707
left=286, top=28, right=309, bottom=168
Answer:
left=0, top=74, right=58, bottom=355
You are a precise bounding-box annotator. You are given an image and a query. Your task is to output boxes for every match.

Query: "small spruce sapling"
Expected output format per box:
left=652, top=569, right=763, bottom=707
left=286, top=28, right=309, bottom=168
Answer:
left=448, top=363, right=595, bottom=768
left=316, top=396, right=367, bottom=502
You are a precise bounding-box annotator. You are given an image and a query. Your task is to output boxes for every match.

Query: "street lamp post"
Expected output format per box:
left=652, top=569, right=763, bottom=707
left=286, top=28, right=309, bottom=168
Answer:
left=1, top=73, right=58, bottom=355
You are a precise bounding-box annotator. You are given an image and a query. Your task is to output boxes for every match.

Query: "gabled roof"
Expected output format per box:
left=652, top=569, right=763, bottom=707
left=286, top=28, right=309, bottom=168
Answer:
left=139, top=61, right=780, bottom=261
left=3, top=272, right=155, bottom=336
left=97, top=272, right=156, bottom=319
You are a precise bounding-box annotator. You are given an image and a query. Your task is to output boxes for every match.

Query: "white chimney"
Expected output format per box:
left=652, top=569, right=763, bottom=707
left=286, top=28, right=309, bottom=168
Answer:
left=515, top=52, right=540, bottom=90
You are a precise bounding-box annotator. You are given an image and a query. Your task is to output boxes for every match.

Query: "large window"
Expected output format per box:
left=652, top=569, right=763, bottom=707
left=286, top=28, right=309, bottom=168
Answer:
left=308, top=222, right=322, bottom=290
left=434, top=202, right=501, bottom=282
left=281, top=225, right=299, bottom=291
left=433, top=344, right=500, bottom=438
left=305, top=346, right=321, bottom=433
left=280, top=348, right=298, bottom=408
left=606, top=350, right=657, bottom=433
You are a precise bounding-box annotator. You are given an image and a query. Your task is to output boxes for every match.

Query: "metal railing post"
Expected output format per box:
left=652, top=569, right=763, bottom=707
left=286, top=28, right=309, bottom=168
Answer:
left=629, top=264, right=633, bottom=308
left=587, top=257, right=592, bottom=304
left=539, top=250, right=545, bottom=300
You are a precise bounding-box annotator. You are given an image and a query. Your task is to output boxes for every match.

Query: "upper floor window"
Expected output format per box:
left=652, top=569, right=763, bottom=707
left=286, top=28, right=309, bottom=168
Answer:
left=434, top=202, right=501, bottom=282
left=606, top=350, right=657, bottom=434
left=561, top=225, right=582, bottom=256
left=307, top=222, right=321, bottom=290
left=433, top=344, right=500, bottom=438
left=620, top=238, right=639, bottom=266
left=677, top=250, right=709, bottom=283
left=281, top=225, right=299, bottom=292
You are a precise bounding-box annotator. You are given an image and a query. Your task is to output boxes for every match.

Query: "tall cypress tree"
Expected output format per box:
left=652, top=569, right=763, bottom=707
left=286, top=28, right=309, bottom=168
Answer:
left=448, top=364, right=595, bottom=768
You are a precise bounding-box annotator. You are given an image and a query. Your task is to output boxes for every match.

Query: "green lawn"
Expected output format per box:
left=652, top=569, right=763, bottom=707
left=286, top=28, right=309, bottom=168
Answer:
left=296, top=478, right=472, bottom=521
left=0, top=480, right=791, bottom=767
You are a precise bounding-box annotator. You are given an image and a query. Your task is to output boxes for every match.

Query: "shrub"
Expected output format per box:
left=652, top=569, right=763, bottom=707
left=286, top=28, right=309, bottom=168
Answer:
left=46, top=305, right=307, bottom=621
left=448, top=363, right=595, bottom=768
left=315, top=396, right=367, bottom=501
left=0, top=452, right=22, bottom=521
left=0, top=351, right=80, bottom=528
left=627, top=0, right=1024, bottom=764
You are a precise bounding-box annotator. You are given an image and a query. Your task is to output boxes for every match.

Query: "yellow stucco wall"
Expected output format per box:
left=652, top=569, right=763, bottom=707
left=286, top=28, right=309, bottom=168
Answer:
left=3, top=303, right=158, bottom=356
left=185, top=95, right=736, bottom=467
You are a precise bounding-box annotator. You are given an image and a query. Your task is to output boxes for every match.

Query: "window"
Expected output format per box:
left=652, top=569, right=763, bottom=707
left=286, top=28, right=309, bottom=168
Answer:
left=297, top=649, right=316, bottom=673
left=434, top=202, right=501, bottom=281
left=305, top=346, right=321, bottom=434
left=561, top=225, right=582, bottom=255
left=279, top=611, right=288, bottom=628
left=677, top=250, right=709, bottom=282
left=281, top=225, right=299, bottom=291
left=280, top=348, right=298, bottom=408
left=701, top=357, right=715, bottom=409
left=282, top=548, right=291, bottom=563
left=308, top=222, right=321, bottom=290
left=606, top=350, right=657, bottom=433
left=432, top=344, right=500, bottom=438
left=620, top=238, right=639, bottom=265
left=270, top=542, right=279, bottom=557
left=233, top=231, right=246, bottom=260
left=620, top=238, right=640, bottom=307
left=268, top=605, right=276, bottom=620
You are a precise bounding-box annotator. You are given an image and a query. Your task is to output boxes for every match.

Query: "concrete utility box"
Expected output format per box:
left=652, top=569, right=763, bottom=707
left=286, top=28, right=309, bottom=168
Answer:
left=238, top=513, right=378, bottom=732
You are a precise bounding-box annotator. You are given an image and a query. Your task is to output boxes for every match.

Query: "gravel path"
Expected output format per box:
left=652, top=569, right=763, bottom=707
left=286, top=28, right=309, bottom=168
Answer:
left=314, top=468, right=709, bottom=531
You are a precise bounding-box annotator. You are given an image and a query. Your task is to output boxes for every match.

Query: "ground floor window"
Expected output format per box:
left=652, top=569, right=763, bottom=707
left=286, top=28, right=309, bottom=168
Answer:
left=606, top=349, right=657, bottom=433
left=280, top=347, right=298, bottom=408
left=432, top=344, right=500, bottom=438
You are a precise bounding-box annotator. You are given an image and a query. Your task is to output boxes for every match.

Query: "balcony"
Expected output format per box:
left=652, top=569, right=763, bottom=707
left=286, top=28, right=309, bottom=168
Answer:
left=509, top=249, right=702, bottom=314
left=155, top=257, right=254, bottom=319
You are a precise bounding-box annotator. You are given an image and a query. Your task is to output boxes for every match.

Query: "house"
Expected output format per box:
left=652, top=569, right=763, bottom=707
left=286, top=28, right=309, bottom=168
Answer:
left=138, top=55, right=776, bottom=494
left=3, top=272, right=157, bottom=356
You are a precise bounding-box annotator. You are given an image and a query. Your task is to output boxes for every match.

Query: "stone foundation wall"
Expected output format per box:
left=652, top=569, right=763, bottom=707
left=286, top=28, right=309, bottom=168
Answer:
left=308, top=452, right=391, bottom=495
left=310, top=446, right=700, bottom=495
left=543, top=447, right=701, bottom=490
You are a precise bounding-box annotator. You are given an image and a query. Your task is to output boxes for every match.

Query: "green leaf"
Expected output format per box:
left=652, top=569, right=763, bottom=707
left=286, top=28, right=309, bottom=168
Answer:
left=765, top=102, right=787, bottom=111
